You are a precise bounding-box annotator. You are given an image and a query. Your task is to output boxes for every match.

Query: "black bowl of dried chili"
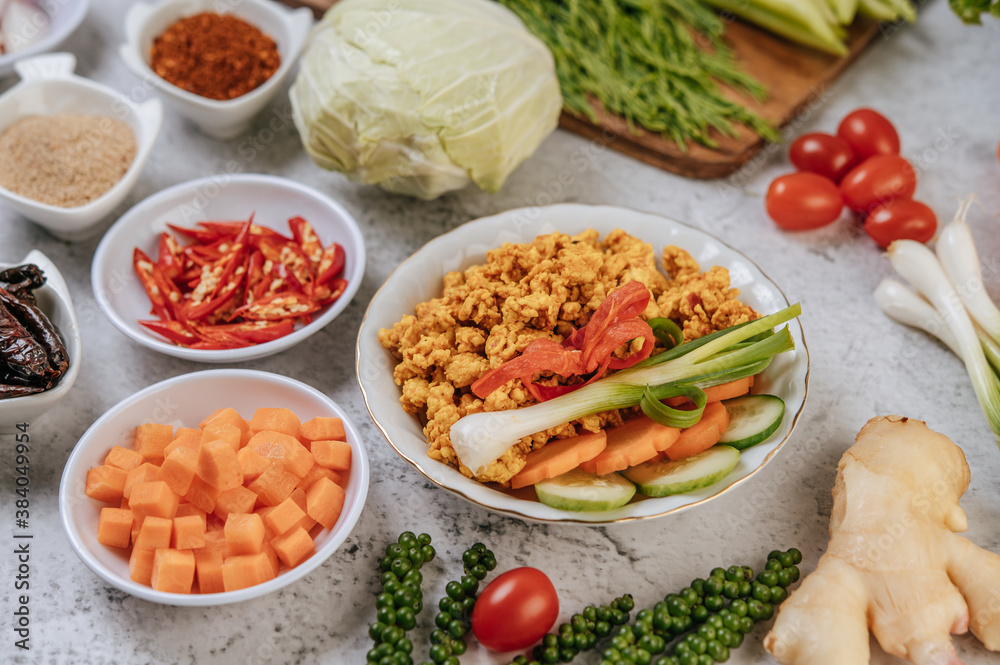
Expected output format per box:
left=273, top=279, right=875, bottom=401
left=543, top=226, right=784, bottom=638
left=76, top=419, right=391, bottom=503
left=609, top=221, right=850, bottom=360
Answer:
left=91, top=174, right=365, bottom=363
left=0, top=250, right=81, bottom=430
left=120, top=0, right=313, bottom=139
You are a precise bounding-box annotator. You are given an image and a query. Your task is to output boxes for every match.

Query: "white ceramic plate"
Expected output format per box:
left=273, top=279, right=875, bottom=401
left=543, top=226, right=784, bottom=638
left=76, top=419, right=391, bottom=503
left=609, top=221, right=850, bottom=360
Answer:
left=0, top=249, right=81, bottom=430
left=91, top=174, right=366, bottom=363
left=357, top=204, right=809, bottom=524
left=59, top=369, right=370, bottom=606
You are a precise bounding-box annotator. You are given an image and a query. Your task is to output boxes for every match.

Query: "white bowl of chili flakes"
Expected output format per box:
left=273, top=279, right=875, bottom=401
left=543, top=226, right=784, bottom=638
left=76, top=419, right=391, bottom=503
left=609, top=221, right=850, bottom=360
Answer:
left=119, top=0, right=313, bottom=140
left=91, top=174, right=365, bottom=363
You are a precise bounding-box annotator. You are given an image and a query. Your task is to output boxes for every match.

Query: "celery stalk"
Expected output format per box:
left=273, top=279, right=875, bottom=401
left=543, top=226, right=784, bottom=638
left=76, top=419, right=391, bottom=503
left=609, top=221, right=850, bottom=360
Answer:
left=702, top=0, right=848, bottom=55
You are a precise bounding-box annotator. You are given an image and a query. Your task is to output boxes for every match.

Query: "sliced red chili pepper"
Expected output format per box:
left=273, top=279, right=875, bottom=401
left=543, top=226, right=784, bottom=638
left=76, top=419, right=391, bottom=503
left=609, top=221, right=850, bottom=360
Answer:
left=472, top=282, right=655, bottom=401
left=312, top=277, right=348, bottom=305
left=258, top=237, right=314, bottom=294
left=156, top=232, right=186, bottom=281
left=316, top=243, right=345, bottom=285
left=188, top=335, right=254, bottom=350
left=201, top=320, right=294, bottom=344
left=186, top=221, right=251, bottom=315
left=197, top=220, right=247, bottom=237
left=167, top=223, right=227, bottom=244
left=247, top=224, right=295, bottom=247
left=133, top=248, right=173, bottom=321
left=289, top=216, right=323, bottom=265
left=151, top=262, right=186, bottom=321
left=244, top=250, right=266, bottom=306
left=139, top=320, right=200, bottom=345
left=231, top=292, right=321, bottom=321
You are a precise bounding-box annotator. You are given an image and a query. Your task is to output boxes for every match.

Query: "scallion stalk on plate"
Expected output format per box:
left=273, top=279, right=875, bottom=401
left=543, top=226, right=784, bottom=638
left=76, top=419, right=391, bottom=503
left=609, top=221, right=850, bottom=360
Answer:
left=450, top=303, right=801, bottom=476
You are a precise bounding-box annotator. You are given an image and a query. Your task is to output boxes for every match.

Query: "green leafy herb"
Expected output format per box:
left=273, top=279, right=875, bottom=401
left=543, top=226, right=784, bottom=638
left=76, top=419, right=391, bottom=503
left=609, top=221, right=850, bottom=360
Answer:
left=496, top=0, right=780, bottom=149
left=949, top=0, right=1000, bottom=23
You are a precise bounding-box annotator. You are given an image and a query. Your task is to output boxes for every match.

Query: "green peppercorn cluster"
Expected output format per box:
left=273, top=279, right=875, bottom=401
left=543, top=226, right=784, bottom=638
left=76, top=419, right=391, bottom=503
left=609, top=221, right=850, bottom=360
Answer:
left=507, top=548, right=802, bottom=665
left=421, top=542, right=497, bottom=665
left=511, top=594, right=635, bottom=665
left=368, top=532, right=436, bottom=665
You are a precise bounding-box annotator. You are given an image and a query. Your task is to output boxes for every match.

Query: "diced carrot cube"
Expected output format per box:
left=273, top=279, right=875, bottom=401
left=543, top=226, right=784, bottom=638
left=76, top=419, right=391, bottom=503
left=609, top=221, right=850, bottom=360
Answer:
left=129, top=547, right=156, bottom=585
left=134, top=423, right=174, bottom=464
left=221, top=552, right=275, bottom=591
left=151, top=548, right=196, bottom=593
left=164, top=427, right=201, bottom=457
left=305, top=477, right=345, bottom=530
left=85, top=465, right=128, bottom=503
left=173, top=515, right=206, bottom=549
left=261, top=541, right=280, bottom=577
left=289, top=488, right=317, bottom=532
left=194, top=550, right=225, bottom=594
left=202, top=407, right=251, bottom=447
left=311, top=440, right=352, bottom=472
left=199, top=409, right=226, bottom=428
left=262, top=497, right=306, bottom=538
left=201, top=422, right=242, bottom=452
left=175, top=502, right=207, bottom=527
left=299, top=417, right=345, bottom=442
left=120, top=496, right=130, bottom=510
left=123, top=463, right=159, bottom=500
left=249, top=430, right=313, bottom=478
left=197, top=439, right=243, bottom=491
left=237, top=446, right=271, bottom=481
left=131, top=517, right=142, bottom=545
left=199, top=528, right=228, bottom=559
left=271, top=526, right=315, bottom=568
left=295, top=464, right=341, bottom=493
left=135, top=515, right=173, bottom=550
left=130, top=481, right=180, bottom=521
left=247, top=463, right=298, bottom=507
left=97, top=507, right=133, bottom=548
left=157, top=446, right=199, bottom=496
left=249, top=408, right=300, bottom=437
left=104, top=445, right=145, bottom=472
left=185, top=476, right=222, bottom=514
left=214, top=486, right=257, bottom=520
left=224, top=513, right=266, bottom=556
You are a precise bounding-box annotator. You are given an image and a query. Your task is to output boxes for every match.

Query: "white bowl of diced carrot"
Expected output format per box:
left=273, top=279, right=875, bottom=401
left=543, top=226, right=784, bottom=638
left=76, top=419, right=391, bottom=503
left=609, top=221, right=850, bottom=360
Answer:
left=58, top=369, right=369, bottom=606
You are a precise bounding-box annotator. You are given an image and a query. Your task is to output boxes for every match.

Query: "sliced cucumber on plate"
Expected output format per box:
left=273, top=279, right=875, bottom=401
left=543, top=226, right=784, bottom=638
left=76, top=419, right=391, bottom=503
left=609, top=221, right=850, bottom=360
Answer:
left=534, top=469, right=636, bottom=511
left=719, top=394, right=785, bottom=450
left=623, top=446, right=740, bottom=497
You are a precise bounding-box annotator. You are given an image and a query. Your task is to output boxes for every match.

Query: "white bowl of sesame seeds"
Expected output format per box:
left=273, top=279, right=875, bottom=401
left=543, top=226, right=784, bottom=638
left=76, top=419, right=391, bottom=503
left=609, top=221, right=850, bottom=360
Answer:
left=90, top=174, right=366, bottom=363
left=0, top=53, right=162, bottom=241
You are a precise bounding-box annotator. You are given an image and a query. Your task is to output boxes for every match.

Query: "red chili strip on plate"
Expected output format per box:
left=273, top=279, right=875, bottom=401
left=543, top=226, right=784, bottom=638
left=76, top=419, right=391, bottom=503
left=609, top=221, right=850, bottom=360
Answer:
left=471, top=281, right=656, bottom=401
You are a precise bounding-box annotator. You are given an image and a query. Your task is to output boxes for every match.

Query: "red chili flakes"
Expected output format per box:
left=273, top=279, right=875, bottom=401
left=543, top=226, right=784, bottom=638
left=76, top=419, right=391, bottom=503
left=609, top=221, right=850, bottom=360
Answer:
left=150, top=12, right=281, bottom=101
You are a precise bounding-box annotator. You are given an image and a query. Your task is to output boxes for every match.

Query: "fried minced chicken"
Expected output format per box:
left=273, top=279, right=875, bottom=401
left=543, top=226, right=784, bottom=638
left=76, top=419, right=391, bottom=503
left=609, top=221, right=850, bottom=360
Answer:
left=378, top=229, right=757, bottom=486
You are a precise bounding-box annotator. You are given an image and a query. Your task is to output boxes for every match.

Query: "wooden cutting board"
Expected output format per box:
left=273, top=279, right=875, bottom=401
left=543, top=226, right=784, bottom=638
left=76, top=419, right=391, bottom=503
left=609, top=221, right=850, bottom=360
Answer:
left=278, top=0, right=882, bottom=179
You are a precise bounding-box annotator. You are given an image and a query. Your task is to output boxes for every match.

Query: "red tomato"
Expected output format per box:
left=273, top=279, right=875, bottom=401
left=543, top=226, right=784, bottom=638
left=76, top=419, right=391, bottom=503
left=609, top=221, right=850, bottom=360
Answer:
left=765, top=172, right=844, bottom=230
left=471, top=567, right=559, bottom=652
left=839, top=155, right=917, bottom=213
left=837, top=108, right=900, bottom=161
left=789, top=133, right=855, bottom=182
left=863, top=199, right=938, bottom=248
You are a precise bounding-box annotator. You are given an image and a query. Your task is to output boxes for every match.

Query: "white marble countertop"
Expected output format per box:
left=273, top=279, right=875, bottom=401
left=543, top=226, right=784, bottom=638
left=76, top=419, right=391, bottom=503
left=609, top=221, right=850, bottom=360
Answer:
left=3, top=2, right=1000, bottom=664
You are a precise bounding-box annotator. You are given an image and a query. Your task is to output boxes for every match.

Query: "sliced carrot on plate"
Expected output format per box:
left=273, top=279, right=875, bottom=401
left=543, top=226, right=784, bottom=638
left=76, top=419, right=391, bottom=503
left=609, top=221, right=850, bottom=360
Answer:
left=664, top=401, right=730, bottom=461
left=510, top=430, right=608, bottom=490
left=578, top=415, right=680, bottom=476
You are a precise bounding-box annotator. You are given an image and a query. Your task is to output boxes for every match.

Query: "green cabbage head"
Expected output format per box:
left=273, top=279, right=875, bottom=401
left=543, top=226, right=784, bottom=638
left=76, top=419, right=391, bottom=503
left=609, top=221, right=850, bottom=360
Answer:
left=290, top=0, right=563, bottom=200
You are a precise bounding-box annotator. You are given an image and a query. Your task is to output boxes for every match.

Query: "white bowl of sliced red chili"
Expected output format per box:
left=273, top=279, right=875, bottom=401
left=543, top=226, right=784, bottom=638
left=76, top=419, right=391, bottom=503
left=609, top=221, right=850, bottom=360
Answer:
left=91, top=174, right=365, bottom=363
left=120, top=0, right=313, bottom=140
left=357, top=204, right=810, bottom=524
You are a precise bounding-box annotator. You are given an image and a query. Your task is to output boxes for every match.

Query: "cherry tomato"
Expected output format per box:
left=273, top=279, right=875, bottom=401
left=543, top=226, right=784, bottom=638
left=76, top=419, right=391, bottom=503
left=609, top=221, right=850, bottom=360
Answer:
left=839, top=154, right=917, bottom=213
left=471, top=567, right=559, bottom=652
left=863, top=199, right=938, bottom=248
left=765, top=172, right=843, bottom=230
left=789, top=132, right=855, bottom=182
left=837, top=108, right=900, bottom=161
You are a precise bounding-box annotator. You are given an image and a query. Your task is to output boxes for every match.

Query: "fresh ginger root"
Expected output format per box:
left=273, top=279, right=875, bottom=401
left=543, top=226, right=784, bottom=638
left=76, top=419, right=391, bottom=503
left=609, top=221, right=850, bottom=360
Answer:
left=764, top=415, right=1000, bottom=665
